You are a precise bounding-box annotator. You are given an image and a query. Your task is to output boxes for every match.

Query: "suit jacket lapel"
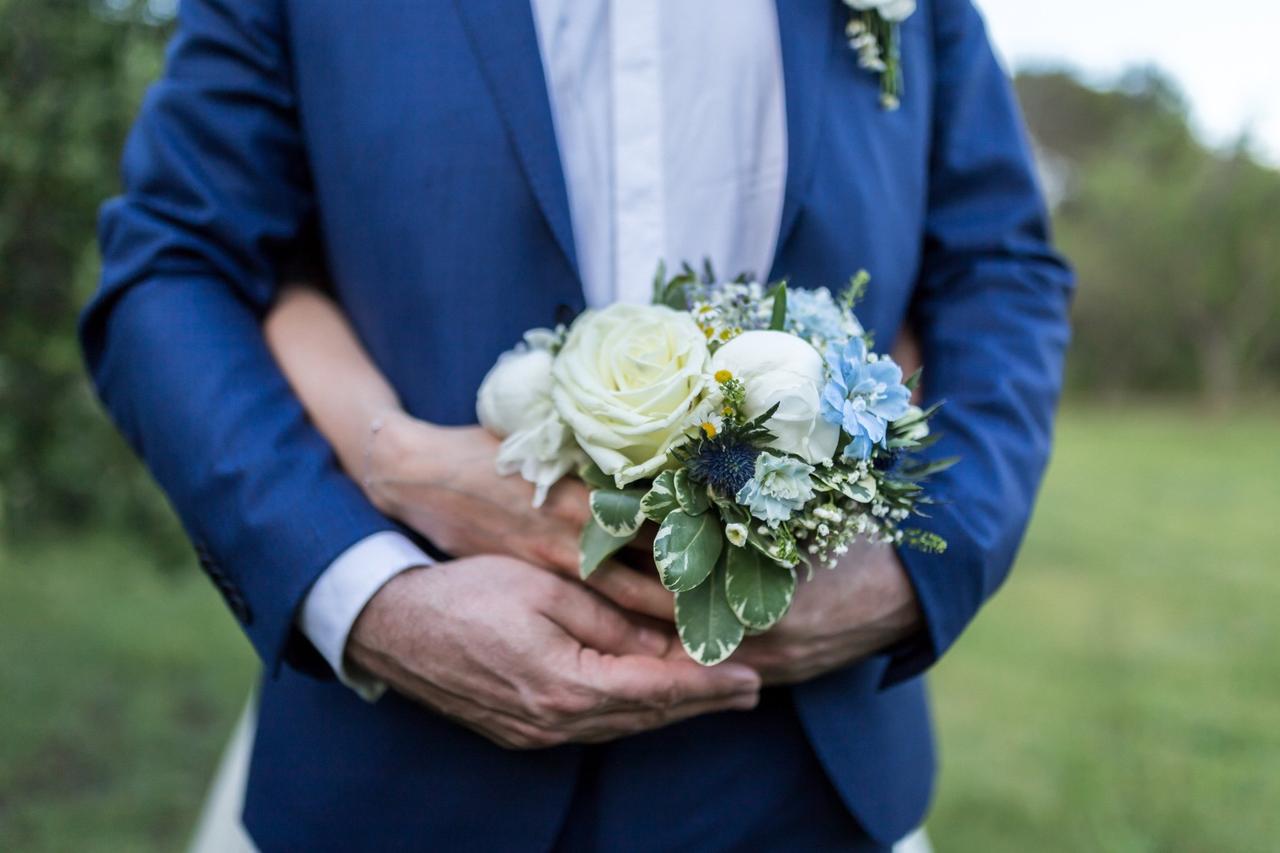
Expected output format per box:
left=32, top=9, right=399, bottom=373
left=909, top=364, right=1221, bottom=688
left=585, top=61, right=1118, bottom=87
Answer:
left=454, top=1, right=834, bottom=289
left=453, top=0, right=580, bottom=282
left=772, top=0, right=839, bottom=278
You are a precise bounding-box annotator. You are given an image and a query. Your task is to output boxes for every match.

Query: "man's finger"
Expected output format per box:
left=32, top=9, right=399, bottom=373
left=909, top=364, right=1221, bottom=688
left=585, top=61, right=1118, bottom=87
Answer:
left=539, top=535, right=673, bottom=622
left=587, top=560, right=675, bottom=622
left=588, top=652, right=762, bottom=710
left=565, top=692, right=762, bottom=743
left=543, top=579, right=672, bottom=656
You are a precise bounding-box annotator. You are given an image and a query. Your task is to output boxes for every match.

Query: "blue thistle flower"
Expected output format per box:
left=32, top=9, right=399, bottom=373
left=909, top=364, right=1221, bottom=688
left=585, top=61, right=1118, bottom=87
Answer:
left=686, top=438, right=760, bottom=496
left=873, top=448, right=902, bottom=472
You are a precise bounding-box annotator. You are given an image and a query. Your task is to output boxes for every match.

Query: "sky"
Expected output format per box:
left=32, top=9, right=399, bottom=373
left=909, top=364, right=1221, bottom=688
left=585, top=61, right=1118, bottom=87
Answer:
left=975, top=0, right=1280, bottom=165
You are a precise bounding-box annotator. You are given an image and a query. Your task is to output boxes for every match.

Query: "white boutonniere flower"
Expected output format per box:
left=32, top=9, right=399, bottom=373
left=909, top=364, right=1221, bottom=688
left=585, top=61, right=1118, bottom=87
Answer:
left=842, top=0, right=916, bottom=109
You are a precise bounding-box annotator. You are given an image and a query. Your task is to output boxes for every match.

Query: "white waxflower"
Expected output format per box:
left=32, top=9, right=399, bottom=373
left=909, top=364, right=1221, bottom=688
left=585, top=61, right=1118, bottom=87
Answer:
left=726, top=523, right=749, bottom=548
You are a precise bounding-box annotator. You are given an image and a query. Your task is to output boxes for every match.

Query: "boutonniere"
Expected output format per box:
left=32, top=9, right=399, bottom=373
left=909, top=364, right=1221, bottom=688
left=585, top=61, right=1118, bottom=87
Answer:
left=842, top=0, right=916, bottom=110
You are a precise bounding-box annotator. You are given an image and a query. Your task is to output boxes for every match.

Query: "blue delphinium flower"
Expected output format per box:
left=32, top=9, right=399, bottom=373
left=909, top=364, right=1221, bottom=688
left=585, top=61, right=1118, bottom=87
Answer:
left=820, top=337, right=911, bottom=460
left=736, top=452, right=816, bottom=527
left=784, top=287, right=863, bottom=349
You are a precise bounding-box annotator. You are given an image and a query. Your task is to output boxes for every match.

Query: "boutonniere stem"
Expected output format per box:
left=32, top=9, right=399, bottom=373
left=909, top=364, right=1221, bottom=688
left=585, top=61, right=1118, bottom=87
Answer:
left=843, top=1, right=915, bottom=109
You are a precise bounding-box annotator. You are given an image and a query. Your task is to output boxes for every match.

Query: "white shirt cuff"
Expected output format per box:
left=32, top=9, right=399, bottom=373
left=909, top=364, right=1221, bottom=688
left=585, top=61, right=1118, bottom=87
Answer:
left=299, top=531, right=432, bottom=702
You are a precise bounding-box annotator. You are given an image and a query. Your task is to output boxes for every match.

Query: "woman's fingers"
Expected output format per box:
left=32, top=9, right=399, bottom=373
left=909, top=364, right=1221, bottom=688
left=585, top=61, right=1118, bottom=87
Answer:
left=542, top=477, right=593, bottom=527
left=624, top=523, right=657, bottom=553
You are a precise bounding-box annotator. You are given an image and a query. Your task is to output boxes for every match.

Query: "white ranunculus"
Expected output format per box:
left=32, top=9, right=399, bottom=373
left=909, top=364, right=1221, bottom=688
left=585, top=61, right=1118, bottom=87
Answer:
left=477, top=345, right=554, bottom=438
left=844, top=0, right=916, bottom=23
left=552, top=304, right=712, bottom=487
left=711, top=330, right=840, bottom=465
left=476, top=333, right=582, bottom=506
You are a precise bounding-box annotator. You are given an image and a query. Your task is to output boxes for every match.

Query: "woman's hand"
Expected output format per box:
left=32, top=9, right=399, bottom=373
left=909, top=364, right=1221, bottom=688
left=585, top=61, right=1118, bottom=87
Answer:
left=261, top=286, right=672, bottom=622
left=365, top=411, right=673, bottom=621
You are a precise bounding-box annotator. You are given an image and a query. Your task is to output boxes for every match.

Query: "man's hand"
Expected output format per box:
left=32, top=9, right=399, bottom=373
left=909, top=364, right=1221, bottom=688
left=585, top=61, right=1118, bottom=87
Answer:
left=365, top=414, right=671, bottom=620
left=348, top=556, right=760, bottom=749
left=730, top=542, right=923, bottom=685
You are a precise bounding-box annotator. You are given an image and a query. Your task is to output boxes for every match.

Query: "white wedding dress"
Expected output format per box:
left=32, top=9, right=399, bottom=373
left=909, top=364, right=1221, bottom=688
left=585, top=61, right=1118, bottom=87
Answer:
left=188, top=697, right=934, bottom=853
left=188, top=699, right=257, bottom=853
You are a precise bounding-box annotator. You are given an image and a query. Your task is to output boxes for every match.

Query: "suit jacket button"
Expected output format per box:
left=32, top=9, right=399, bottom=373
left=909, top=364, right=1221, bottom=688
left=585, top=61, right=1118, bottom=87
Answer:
left=194, top=542, right=218, bottom=574
left=231, top=595, right=253, bottom=626
left=222, top=583, right=252, bottom=625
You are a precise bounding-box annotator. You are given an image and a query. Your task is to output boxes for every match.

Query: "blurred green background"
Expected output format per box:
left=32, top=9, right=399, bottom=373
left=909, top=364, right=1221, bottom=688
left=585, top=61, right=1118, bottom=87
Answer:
left=1, top=2, right=1277, bottom=851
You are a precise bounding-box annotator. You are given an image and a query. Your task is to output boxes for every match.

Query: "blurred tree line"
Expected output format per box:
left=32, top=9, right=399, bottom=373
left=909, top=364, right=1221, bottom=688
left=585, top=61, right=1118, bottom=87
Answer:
left=1017, top=68, right=1280, bottom=404
left=1, top=0, right=181, bottom=543
left=1, top=3, right=1277, bottom=540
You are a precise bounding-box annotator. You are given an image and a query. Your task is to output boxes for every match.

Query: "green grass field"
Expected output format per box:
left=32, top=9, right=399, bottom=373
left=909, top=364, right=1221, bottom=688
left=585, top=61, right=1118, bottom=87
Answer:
left=1, top=405, right=1276, bottom=851
left=928, top=405, right=1280, bottom=852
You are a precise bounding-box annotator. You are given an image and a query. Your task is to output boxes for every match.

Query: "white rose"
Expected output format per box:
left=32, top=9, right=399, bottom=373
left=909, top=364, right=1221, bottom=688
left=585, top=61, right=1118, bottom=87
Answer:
left=476, top=334, right=582, bottom=506
left=553, top=304, right=712, bottom=487
left=844, top=0, right=916, bottom=22
left=710, top=330, right=839, bottom=465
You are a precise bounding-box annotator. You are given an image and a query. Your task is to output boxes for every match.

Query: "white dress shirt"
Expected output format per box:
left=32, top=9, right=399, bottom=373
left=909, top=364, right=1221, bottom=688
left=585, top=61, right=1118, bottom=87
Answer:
left=300, top=0, right=788, bottom=697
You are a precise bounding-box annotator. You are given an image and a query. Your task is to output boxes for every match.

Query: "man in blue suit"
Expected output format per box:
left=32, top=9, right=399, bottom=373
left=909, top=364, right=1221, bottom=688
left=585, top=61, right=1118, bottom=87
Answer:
left=83, top=0, right=1072, bottom=849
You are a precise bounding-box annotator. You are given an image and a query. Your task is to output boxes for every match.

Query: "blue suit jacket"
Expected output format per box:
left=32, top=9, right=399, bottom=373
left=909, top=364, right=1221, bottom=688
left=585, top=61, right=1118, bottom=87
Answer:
left=82, top=0, right=1072, bottom=847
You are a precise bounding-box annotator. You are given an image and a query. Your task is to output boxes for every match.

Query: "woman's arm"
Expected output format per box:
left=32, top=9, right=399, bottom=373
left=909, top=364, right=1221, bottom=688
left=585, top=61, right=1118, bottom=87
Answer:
left=264, top=286, right=400, bottom=481
left=263, top=285, right=674, bottom=620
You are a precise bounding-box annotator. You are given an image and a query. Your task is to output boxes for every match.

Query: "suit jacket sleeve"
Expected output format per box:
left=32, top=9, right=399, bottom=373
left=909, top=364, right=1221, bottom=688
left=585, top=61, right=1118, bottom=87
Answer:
left=80, top=0, right=397, bottom=677
left=883, top=0, right=1075, bottom=685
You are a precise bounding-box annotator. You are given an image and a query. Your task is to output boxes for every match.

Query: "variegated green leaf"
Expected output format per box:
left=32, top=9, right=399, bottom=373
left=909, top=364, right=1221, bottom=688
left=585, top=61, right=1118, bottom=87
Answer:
left=579, top=517, right=635, bottom=579
left=724, top=544, right=796, bottom=630
left=578, top=461, right=615, bottom=490
left=675, top=559, right=744, bottom=666
left=843, top=476, right=876, bottom=503
left=653, top=508, right=723, bottom=592
left=589, top=488, right=646, bottom=537
left=900, top=456, right=961, bottom=480
left=673, top=468, right=710, bottom=515
left=640, top=470, right=680, bottom=522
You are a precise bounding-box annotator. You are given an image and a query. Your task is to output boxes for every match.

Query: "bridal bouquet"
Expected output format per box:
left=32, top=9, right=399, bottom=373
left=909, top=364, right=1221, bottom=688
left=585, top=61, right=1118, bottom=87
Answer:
left=476, top=266, right=952, bottom=664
